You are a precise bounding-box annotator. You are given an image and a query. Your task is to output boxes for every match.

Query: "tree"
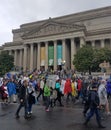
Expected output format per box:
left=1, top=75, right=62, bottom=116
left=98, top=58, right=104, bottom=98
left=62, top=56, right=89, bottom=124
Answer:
left=73, top=46, right=111, bottom=74
left=92, top=48, right=111, bottom=72
left=0, top=51, right=14, bottom=76
left=73, top=45, right=94, bottom=74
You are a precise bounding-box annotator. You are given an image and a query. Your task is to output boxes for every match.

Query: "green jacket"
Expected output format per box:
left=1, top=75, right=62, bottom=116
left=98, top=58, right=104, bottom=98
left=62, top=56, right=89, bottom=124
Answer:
left=44, top=84, right=50, bottom=96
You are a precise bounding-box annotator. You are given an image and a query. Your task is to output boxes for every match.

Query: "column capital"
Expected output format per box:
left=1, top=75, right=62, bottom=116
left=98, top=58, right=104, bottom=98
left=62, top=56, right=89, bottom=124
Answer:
left=70, top=37, right=74, bottom=41
left=53, top=40, right=57, bottom=43
left=62, top=39, right=66, bottom=42
left=45, top=41, right=49, bottom=44
left=30, top=43, right=34, bottom=46
left=23, top=44, right=28, bottom=48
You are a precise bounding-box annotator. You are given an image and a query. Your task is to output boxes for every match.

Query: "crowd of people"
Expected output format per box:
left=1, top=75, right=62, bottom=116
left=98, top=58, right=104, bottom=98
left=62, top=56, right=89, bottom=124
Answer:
left=0, top=69, right=111, bottom=128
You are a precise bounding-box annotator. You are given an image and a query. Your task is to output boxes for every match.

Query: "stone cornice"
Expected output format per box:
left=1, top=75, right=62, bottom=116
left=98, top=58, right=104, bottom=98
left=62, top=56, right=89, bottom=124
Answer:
left=20, top=6, right=111, bottom=29
left=23, top=31, right=85, bottom=44
left=55, top=6, right=111, bottom=23
left=0, top=46, right=4, bottom=50
left=87, top=27, right=111, bottom=36
left=3, top=42, right=23, bottom=47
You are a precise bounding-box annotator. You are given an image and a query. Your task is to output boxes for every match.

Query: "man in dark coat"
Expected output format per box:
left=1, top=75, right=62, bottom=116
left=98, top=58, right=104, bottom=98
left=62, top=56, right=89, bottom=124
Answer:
left=83, top=83, right=106, bottom=128
left=15, top=79, right=30, bottom=119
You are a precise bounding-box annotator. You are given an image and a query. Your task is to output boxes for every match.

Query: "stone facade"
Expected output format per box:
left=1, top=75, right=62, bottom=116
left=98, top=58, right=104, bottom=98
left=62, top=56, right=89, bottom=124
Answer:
left=1, top=6, right=111, bottom=72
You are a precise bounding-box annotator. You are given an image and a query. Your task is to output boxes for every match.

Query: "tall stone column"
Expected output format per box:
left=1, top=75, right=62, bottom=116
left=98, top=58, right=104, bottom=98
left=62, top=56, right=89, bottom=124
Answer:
left=30, top=44, right=34, bottom=72
left=37, top=43, right=40, bottom=70
left=23, top=45, right=27, bottom=72
left=62, top=39, right=66, bottom=69
left=71, top=38, right=76, bottom=69
left=80, top=37, right=85, bottom=48
left=54, top=40, right=57, bottom=70
left=101, top=39, right=105, bottom=48
left=14, top=50, right=17, bottom=67
left=45, top=41, right=48, bottom=71
left=19, top=49, right=23, bottom=69
left=92, top=40, right=95, bottom=47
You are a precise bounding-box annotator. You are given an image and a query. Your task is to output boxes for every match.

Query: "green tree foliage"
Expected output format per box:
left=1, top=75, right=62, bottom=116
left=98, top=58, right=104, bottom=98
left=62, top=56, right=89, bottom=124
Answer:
left=92, top=48, right=111, bottom=72
left=0, top=51, right=14, bottom=76
left=73, top=45, right=94, bottom=74
left=73, top=45, right=111, bottom=74
left=94, top=48, right=111, bottom=64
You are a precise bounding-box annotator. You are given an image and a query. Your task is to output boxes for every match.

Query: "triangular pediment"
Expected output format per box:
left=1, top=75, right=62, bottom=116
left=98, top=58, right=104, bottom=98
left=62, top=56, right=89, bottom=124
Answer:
left=22, top=19, right=85, bottom=39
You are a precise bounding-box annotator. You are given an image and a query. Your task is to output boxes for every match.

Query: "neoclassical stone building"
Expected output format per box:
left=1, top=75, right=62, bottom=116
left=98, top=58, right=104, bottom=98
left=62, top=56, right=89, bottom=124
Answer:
left=1, top=6, right=111, bottom=72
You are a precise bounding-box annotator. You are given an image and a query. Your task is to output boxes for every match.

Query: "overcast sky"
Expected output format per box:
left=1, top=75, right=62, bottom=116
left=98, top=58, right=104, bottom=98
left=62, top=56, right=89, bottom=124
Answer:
left=0, top=0, right=111, bottom=45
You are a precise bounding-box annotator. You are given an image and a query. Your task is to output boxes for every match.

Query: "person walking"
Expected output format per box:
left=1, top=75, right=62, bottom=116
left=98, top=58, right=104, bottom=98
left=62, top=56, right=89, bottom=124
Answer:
left=15, top=79, right=30, bottom=119
left=7, top=79, right=17, bottom=103
left=54, top=79, right=64, bottom=107
left=44, top=80, right=51, bottom=112
left=84, top=83, right=106, bottom=128
left=37, top=77, right=45, bottom=102
left=64, top=78, right=72, bottom=103
left=106, top=80, right=111, bottom=98
left=27, top=83, right=36, bottom=114
left=98, top=79, right=111, bottom=116
left=71, top=79, right=77, bottom=102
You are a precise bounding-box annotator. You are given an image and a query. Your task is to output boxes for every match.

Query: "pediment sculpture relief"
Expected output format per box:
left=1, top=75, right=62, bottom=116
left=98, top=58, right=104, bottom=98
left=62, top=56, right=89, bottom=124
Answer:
left=22, top=20, right=85, bottom=39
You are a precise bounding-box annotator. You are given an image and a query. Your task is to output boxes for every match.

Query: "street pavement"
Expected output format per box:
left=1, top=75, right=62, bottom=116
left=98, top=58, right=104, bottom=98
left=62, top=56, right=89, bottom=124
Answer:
left=0, top=100, right=111, bottom=130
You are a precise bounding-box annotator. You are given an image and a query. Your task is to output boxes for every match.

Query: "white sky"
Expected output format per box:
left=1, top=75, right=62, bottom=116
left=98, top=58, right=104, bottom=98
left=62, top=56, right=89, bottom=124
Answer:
left=0, top=0, right=111, bottom=45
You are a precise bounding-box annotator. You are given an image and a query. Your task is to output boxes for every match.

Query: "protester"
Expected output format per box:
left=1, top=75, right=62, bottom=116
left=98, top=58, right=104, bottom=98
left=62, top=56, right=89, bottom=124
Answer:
left=37, top=77, right=45, bottom=102
left=0, top=80, right=8, bottom=103
left=71, top=79, right=77, bottom=102
left=15, top=79, right=30, bottom=119
left=76, top=78, right=83, bottom=99
left=106, top=80, right=111, bottom=98
left=54, top=79, right=64, bottom=107
left=27, top=82, right=36, bottom=114
left=98, top=79, right=111, bottom=116
left=7, top=79, right=17, bottom=103
left=64, top=78, right=72, bottom=103
left=84, top=83, right=106, bottom=128
left=44, top=80, right=51, bottom=112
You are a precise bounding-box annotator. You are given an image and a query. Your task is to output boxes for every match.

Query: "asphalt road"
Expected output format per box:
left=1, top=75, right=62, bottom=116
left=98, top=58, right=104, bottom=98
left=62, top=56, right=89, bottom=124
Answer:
left=0, top=101, right=110, bottom=130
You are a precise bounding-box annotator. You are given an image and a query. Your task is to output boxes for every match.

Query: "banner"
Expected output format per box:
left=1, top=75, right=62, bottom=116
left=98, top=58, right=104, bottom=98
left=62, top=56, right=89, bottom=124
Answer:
left=40, top=47, right=45, bottom=66
left=48, top=45, right=54, bottom=66
left=57, top=44, right=62, bottom=65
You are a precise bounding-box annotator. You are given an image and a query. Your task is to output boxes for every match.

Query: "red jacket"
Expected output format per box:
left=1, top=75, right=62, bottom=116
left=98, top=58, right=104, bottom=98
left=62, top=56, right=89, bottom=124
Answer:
left=64, top=79, right=72, bottom=94
left=77, top=79, right=82, bottom=91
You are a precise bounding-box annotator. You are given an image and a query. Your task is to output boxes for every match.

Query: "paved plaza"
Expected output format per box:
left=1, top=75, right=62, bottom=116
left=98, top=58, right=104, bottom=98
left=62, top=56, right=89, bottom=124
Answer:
left=0, top=101, right=111, bottom=130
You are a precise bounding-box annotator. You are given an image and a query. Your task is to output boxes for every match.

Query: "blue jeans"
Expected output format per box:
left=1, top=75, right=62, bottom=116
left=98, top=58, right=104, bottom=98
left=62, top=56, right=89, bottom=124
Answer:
left=87, top=107, right=101, bottom=122
left=28, top=103, right=33, bottom=112
left=16, top=100, right=28, bottom=116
